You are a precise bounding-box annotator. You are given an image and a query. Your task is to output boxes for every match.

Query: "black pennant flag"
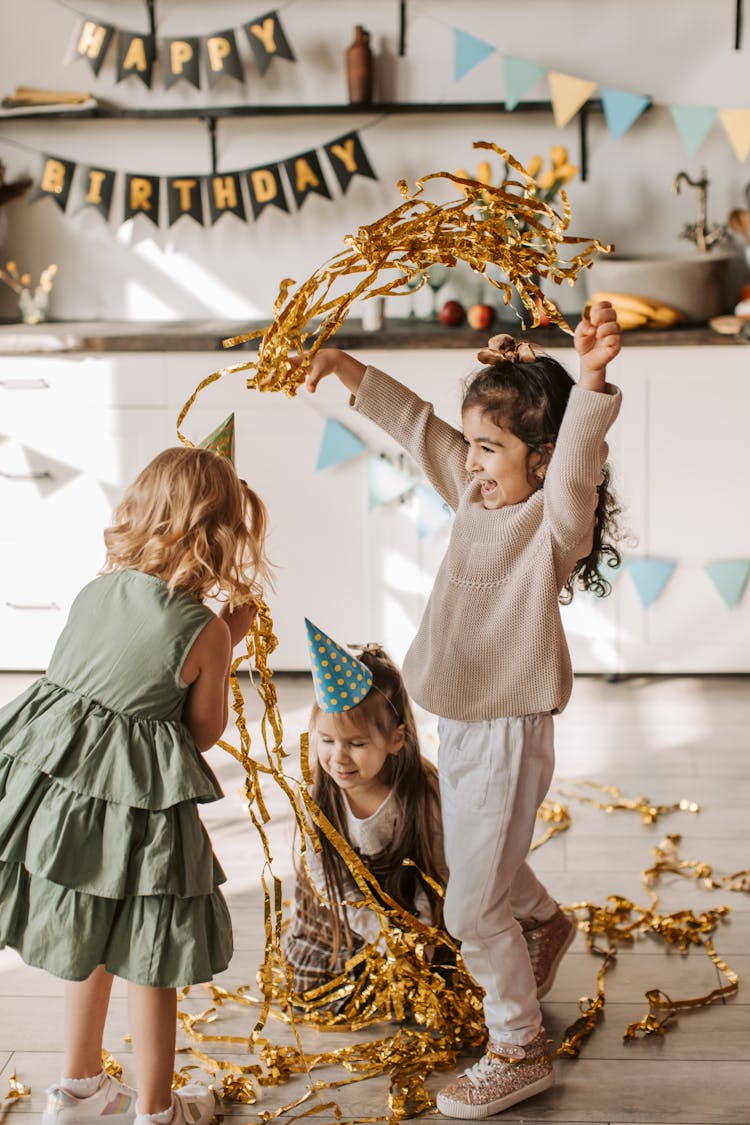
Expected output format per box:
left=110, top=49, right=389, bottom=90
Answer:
left=245, top=164, right=289, bottom=219
left=116, top=32, right=155, bottom=87
left=66, top=17, right=115, bottom=76
left=282, top=150, right=332, bottom=209
left=166, top=177, right=205, bottom=227
left=324, top=132, right=378, bottom=194
left=31, top=155, right=76, bottom=212
left=244, top=11, right=296, bottom=76
left=203, top=29, right=243, bottom=87
left=163, top=37, right=201, bottom=89
left=207, top=173, right=246, bottom=223
left=124, top=173, right=161, bottom=225
left=75, top=166, right=115, bottom=220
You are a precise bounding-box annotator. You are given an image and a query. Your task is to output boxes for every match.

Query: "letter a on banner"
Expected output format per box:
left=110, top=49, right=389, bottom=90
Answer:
left=116, top=32, right=155, bottom=87
left=246, top=164, right=289, bottom=218
left=67, top=18, right=115, bottom=76
left=245, top=11, right=296, bottom=76
left=124, top=174, right=161, bottom=225
left=282, top=150, right=332, bottom=209
left=31, top=155, right=76, bottom=211
left=324, top=132, right=378, bottom=193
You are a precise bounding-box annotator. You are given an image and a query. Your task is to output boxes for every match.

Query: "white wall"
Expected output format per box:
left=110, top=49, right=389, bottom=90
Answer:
left=0, top=0, right=748, bottom=322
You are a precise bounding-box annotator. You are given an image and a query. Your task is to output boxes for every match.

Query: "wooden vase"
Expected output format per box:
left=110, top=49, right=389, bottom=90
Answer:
left=346, top=25, right=373, bottom=105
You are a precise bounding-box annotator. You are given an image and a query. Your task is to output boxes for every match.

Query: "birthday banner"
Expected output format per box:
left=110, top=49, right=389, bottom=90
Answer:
left=67, top=9, right=295, bottom=89
left=452, top=29, right=750, bottom=161
left=29, top=131, right=377, bottom=226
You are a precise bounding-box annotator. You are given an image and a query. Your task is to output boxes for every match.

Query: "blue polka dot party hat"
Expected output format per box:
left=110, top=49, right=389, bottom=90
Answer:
left=305, top=618, right=373, bottom=712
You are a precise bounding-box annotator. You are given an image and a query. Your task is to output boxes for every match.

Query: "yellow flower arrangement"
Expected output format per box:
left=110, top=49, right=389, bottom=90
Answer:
left=456, top=144, right=578, bottom=214
left=0, top=260, right=58, bottom=324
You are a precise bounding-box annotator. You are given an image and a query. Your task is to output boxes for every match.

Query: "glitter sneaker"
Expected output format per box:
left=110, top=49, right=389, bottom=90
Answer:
left=134, top=1085, right=215, bottom=1125
left=520, top=906, right=576, bottom=998
left=42, top=1075, right=137, bottom=1125
left=436, top=1029, right=554, bottom=1119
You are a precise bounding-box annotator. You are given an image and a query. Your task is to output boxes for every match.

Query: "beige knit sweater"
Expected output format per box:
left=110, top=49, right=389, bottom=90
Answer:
left=353, top=367, right=622, bottom=720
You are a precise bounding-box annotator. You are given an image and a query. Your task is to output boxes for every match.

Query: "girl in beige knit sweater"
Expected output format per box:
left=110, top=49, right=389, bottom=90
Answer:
left=297, top=300, right=622, bottom=1118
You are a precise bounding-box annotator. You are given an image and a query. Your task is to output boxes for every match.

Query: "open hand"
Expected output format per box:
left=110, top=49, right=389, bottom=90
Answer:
left=574, top=301, right=622, bottom=382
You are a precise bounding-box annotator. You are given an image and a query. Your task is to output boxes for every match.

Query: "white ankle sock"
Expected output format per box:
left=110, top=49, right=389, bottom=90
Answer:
left=60, top=1073, right=104, bottom=1097
left=137, top=1102, right=174, bottom=1124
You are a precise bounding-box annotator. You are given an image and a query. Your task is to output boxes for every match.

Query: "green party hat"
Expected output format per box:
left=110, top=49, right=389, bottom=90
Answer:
left=199, top=412, right=235, bottom=463
left=305, top=618, right=373, bottom=712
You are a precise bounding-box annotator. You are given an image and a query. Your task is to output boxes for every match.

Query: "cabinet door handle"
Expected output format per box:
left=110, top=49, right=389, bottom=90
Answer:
left=0, top=378, right=50, bottom=389
left=4, top=601, right=60, bottom=610
left=0, top=470, right=53, bottom=480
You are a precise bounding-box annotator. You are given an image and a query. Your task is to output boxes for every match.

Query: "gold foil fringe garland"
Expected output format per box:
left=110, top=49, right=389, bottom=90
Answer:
left=176, top=141, right=612, bottom=443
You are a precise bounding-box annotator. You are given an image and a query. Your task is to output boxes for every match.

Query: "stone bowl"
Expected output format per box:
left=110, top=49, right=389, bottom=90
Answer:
left=586, top=252, right=732, bottom=323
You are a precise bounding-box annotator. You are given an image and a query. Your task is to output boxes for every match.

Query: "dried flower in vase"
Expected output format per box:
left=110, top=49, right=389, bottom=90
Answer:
left=0, top=260, right=58, bottom=324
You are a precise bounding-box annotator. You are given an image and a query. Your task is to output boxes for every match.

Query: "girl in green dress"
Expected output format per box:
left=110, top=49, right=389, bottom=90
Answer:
left=0, top=446, right=272, bottom=1125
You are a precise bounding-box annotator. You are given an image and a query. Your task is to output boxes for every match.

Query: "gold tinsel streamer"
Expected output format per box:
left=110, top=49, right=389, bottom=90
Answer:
left=176, top=141, right=612, bottom=443
left=1, top=1075, right=30, bottom=1120
left=554, top=779, right=700, bottom=825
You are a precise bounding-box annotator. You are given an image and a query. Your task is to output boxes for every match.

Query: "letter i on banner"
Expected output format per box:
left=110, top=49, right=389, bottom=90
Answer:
left=124, top=174, right=161, bottom=225
left=66, top=17, right=115, bottom=75
left=203, top=30, right=243, bottom=86
left=30, top=155, right=76, bottom=211
left=244, top=11, right=296, bottom=75
left=323, top=132, right=378, bottom=193
left=75, top=166, right=116, bottom=220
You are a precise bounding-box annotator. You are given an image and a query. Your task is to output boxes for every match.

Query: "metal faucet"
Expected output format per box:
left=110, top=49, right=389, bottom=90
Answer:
left=672, top=168, right=727, bottom=252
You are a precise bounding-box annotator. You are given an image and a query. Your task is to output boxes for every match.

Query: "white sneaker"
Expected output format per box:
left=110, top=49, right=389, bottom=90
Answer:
left=134, top=1086, right=215, bottom=1125
left=42, top=1075, right=137, bottom=1125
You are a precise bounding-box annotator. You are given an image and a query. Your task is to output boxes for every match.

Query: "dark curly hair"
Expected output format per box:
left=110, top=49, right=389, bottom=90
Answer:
left=462, top=353, right=621, bottom=602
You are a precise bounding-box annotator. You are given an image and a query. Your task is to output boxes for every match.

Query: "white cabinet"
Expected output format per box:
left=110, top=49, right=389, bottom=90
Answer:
left=1, top=344, right=748, bottom=673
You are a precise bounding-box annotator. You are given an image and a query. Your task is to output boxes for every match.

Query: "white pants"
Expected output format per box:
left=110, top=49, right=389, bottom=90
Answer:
left=437, top=713, right=557, bottom=1046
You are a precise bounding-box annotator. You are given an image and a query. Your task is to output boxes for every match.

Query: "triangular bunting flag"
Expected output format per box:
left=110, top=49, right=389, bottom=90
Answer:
left=625, top=557, right=676, bottom=609
left=547, top=72, right=598, bottom=128
left=668, top=105, right=717, bottom=157
left=600, top=88, right=651, bottom=140
left=718, top=109, right=750, bottom=161
left=368, top=456, right=414, bottom=510
left=304, top=618, right=373, bottom=712
left=199, top=413, right=235, bottom=463
left=502, top=56, right=546, bottom=110
left=315, top=418, right=366, bottom=471
left=453, top=28, right=496, bottom=82
left=704, top=560, right=750, bottom=609
left=415, top=484, right=452, bottom=540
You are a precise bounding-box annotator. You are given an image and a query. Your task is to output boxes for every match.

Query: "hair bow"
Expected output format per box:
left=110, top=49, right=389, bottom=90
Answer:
left=477, top=333, right=538, bottom=366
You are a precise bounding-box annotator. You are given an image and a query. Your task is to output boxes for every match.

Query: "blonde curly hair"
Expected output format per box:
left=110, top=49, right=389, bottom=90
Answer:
left=102, top=446, right=272, bottom=607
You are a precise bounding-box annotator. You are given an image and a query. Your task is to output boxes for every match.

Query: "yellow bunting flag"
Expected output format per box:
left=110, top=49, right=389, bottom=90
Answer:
left=547, top=72, right=598, bottom=128
left=718, top=108, right=750, bottom=161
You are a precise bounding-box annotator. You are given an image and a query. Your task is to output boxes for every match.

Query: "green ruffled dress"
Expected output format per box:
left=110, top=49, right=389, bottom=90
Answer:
left=0, top=569, right=233, bottom=987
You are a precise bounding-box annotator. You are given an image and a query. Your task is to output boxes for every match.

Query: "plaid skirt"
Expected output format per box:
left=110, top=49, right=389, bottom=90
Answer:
left=281, top=878, right=365, bottom=999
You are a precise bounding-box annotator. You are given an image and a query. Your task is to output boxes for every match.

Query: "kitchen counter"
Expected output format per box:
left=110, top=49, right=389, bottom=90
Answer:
left=0, top=318, right=745, bottom=354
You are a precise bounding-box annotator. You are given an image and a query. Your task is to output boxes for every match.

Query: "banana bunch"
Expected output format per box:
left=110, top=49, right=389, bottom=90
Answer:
left=588, top=290, right=684, bottom=330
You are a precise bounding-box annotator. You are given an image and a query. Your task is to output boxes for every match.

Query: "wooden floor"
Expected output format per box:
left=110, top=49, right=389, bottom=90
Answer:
left=1, top=672, right=747, bottom=1125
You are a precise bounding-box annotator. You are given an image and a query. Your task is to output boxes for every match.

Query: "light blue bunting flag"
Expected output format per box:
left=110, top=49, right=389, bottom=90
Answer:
left=600, top=87, right=651, bottom=140
left=368, top=456, right=415, bottom=510
left=415, top=484, right=452, bottom=540
left=704, top=560, right=750, bottom=609
left=304, top=618, right=373, bottom=712
left=625, top=557, right=677, bottom=608
left=502, top=55, right=546, bottom=110
left=669, top=105, right=718, bottom=156
left=315, top=417, right=366, bottom=471
left=453, top=28, right=496, bottom=82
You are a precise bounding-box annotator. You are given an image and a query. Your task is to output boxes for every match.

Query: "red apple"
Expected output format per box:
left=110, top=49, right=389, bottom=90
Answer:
left=467, top=302, right=495, bottom=330
left=439, top=299, right=465, bottom=326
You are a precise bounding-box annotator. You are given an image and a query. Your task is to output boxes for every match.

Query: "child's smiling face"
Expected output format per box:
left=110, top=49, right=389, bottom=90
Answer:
left=462, top=405, right=540, bottom=509
left=314, top=710, right=404, bottom=814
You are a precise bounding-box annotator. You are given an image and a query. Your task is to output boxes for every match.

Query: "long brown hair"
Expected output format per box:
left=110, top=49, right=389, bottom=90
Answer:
left=462, top=355, right=621, bottom=602
left=102, top=446, right=273, bottom=606
left=307, top=645, right=444, bottom=964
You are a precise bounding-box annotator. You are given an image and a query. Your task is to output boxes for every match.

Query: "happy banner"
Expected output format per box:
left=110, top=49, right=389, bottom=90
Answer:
left=29, top=131, right=377, bottom=227
left=67, top=9, right=295, bottom=89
